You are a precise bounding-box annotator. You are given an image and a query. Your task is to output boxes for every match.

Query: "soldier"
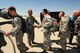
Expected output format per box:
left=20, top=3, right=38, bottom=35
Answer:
left=25, top=9, right=40, bottom=47
left=68, top=11, right=79, bottom=44
left=6, top=6, right=29, bottom=53
left=0, top=30, right=7, bottom=53
left=41, top=9, right=53, bottom=53
left=75, top=11, right=80, bottom=48
left=59, top=11, right=70, bottom=53
left=47, top=10, right=58, bottom=33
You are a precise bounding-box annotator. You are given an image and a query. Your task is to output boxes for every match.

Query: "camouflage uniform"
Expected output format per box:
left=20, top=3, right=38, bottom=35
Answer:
left=25, top=16, right=39, bottom=45
left=75, top=16, right=80, bottom=47
left=42, top=14, right=52, bottom=51
left=59, top=16, right=70, bottom=51
left=11, top=16, right=28, bottom=53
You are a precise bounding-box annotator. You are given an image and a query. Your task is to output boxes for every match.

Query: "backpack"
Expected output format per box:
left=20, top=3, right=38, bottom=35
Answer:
left=0, top=32, right=7, bottom=47
left=16, top=15, right=30, bottom=33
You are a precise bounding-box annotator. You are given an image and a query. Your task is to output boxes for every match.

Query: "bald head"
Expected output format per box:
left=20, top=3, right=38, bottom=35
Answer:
left=28, top=9, right=32, bottom=12
left=28, top=9, right=33, bottom=16
left=72, top=10, right=79, bottom=17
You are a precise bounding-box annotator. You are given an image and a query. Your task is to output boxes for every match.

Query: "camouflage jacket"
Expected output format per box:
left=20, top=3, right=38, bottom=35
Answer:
left=42, top=14, right=53, bottom=30
left=59, top=16, right=69, bottom=33
left=11, top=17, right=22, bottom=36
left=25, top=16, right=39, bottom=30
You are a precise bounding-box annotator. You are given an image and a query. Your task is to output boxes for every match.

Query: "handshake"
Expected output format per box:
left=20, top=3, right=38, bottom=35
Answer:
left=4, top=32, right=11, bottom=37
left=34, top=24, right=42, bottom=28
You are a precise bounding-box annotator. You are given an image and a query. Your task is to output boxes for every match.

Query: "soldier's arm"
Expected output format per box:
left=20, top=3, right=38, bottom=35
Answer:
left=10, top=17, right=22, bottom=36
left=33, top=16, right=40, bottom=25
left=52, top=18, right=57, bottom=21
left=32, top=16, right=42, bottom=28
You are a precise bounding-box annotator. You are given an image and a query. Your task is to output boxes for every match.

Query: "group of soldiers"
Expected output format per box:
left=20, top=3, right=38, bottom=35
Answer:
left=0, top=6, right=40, bottom=53
left=57, top=10, right=80, bottom=53
left=0, top=6, right=80, bottom=53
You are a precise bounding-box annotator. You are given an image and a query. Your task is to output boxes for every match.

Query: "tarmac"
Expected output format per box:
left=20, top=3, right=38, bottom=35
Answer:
left=0, top=17, right=80, bottom=53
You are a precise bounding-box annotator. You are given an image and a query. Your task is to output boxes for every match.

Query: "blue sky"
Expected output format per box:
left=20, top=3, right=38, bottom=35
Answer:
left=0, top=0, right=80, bottom=16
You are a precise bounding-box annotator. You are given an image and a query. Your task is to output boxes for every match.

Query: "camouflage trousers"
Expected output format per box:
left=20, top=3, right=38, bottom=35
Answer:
left=43, top=30, right=51, bottom=51
left=15, top=30, right=28, bottom=52
left=60, top=31, right=70, bottom=51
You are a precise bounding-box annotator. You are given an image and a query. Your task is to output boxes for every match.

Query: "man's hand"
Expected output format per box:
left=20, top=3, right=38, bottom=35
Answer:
left=53, top=21, right=58, bottom=24
left=34, top=25, right=38, bottom=28
left=4, top=32, right=10, bottom=37
left=34, top=25, right=42, bottom=28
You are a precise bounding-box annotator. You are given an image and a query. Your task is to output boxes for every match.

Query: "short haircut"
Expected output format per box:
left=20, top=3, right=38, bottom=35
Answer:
left=8, top=6, right=16, bottom=12
left=60, top=11, right=65, bottom=16
left=28, top=9, right=32, bottom=12
left=43, top=9, right=48, bottom=14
